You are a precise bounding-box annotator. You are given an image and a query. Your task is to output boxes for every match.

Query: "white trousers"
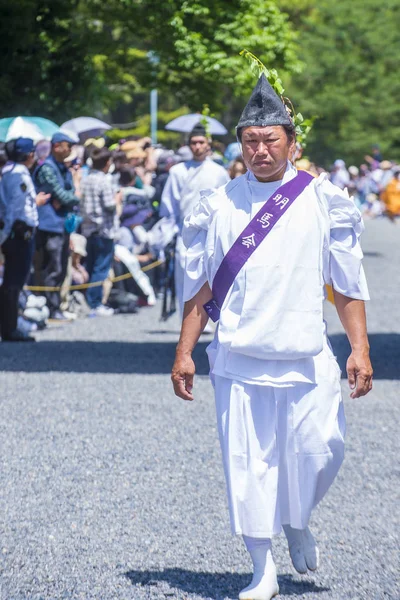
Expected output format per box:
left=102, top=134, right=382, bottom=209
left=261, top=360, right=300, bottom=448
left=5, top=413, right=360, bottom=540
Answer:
left=214, top=352, right=344, bottom=538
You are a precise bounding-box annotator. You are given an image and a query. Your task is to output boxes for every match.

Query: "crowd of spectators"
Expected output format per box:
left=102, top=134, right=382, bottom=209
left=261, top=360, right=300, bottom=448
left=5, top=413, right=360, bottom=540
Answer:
left=297, top=145, right=400, bottom=219
left=0, top=130, right=398, bottom=342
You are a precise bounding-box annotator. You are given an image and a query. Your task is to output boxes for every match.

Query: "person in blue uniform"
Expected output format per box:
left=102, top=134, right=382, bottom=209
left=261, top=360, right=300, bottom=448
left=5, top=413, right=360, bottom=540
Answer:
left=0, top=138, right=50, bottom=341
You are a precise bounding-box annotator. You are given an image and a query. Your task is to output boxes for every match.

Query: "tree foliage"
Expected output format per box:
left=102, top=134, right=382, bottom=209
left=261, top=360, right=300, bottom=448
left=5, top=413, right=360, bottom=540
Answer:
left=0, top=1, right=99, bottom=120
left=2, top=0, right=397, bottom=165
left=287, top=0, right=400, bottom=165
left=140, top=0, right=301, bottom=108
left=0, top=0, right=300, bottom=126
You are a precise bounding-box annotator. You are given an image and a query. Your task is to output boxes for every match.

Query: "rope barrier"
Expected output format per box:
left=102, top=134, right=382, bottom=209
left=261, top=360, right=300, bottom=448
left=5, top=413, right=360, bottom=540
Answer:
left=24, top=258, right=335, bottom=305
left=24, top=258, right=165, bottom=293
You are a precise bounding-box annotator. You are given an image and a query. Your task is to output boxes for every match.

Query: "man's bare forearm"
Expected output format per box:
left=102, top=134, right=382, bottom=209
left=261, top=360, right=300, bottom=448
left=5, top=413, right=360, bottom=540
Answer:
left=333, top=287, right=373, bottom=398
left=176, top=282, right=212, bottom=357
left=172, top=282, right=212, bottom=400
left=333, top=288, right=369, bottom=351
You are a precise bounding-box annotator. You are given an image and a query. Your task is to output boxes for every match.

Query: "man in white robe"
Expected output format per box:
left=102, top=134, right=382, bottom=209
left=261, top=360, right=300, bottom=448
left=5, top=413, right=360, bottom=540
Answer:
left=171, top=75, right=373, bottom=600
left=160, top=123, right=230, bottom=316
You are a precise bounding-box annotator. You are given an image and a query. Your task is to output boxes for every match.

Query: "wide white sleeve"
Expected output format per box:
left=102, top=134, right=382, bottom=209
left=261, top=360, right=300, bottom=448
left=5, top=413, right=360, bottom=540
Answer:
left=160, top=169, right=181, bottom=223
left=321, top=179, right=370, bottom=300
left=181, top=190, right=215, bottom=302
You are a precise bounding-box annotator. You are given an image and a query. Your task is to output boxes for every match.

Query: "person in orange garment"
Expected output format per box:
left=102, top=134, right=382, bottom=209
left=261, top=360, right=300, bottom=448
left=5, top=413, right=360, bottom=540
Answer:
left=381, top=167, right=400, bottom=217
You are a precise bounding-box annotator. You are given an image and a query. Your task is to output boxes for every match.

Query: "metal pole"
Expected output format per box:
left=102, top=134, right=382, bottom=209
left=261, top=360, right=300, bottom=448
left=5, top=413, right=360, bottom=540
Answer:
left=150, top=89, right=158, bottom=145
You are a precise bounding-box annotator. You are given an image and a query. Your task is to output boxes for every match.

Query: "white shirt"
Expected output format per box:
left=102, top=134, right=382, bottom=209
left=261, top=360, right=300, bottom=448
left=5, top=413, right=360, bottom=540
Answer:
left=182, top=162, right=369, bottom=386
left=160, top=158, right=230, bottom=230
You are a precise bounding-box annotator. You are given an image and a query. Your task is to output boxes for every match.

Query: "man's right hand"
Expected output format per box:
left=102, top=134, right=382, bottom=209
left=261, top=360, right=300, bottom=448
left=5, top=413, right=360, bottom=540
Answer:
left=171, top=353, right=196, bottom=401
left=72, top=168, right=82, bottom=184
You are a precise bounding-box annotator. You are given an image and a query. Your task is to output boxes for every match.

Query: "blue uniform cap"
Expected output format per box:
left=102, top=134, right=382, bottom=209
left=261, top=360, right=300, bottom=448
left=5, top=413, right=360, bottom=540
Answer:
left=51, top=131, right=76, bottom=145
left=14, top=137, right=35, bottom=154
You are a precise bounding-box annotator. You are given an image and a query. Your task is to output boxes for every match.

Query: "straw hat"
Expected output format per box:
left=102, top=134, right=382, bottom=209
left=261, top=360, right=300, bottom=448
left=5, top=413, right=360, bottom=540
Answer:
left=120, top=141, right=139, bottom=152
left=126, top=148, right=147, bottom=160
left=296, top=158, right=311, bottom=171
left=83, top=137, right=105, bottom=149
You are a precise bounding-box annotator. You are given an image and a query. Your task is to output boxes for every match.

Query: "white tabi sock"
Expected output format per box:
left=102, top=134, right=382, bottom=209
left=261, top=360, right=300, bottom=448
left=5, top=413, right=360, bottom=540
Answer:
left=282, top=525, right=319, bottom=574
left=239, top=536, right=279, bottom=600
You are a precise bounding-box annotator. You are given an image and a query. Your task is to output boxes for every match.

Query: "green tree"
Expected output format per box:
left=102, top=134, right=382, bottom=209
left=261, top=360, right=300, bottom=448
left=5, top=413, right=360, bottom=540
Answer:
left=0, top=1, right=301, bottom=129
left=142, top=1, right=300, bottom=105
left=0, top=1, right=99, bottom=120
left=85, top=0, right=302, bottom=131
left=288, top=0, right=400, bottom=165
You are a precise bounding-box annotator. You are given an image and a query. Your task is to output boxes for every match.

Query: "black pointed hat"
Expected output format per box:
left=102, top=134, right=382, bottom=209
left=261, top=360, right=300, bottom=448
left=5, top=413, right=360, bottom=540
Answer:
left=236, top=73, right=293, bottom=133
left=189, top=122, right=208, bottom=140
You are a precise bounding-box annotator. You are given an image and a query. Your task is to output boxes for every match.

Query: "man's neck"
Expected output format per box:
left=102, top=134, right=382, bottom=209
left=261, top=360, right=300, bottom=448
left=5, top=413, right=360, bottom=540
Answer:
left=192, top=155, right=207, bottom=164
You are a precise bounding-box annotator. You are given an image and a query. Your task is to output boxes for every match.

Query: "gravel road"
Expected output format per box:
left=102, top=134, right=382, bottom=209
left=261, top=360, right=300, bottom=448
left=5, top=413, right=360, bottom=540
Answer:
left=0, top=218, right=399, bottom=600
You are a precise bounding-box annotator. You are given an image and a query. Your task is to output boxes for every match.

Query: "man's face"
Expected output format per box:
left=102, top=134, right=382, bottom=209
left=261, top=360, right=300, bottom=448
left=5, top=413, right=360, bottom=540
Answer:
left=189, top=136, right=210, bottom=160
left=53, top=141, right=72, bottom=162
left=241, top=126, right=295, bottom=182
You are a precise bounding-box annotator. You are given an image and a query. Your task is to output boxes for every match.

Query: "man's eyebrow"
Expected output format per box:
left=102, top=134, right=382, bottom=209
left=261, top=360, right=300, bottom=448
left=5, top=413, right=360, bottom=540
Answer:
left=244, top=134, right=279, bottom=139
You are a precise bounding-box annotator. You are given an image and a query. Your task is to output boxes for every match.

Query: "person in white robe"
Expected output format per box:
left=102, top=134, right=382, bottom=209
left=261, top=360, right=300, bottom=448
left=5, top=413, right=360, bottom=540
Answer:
left=171, top=75, right=373, bottom=600
left=160, top=123, right=230, bottom=316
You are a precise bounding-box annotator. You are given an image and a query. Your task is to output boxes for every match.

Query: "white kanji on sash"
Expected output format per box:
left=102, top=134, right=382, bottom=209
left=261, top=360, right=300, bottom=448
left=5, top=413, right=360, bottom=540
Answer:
left=273, top=193, right=290, bottom=209
left=241, top=233, right=256, bottom=248
left=256, top=212, right=274, bottom=228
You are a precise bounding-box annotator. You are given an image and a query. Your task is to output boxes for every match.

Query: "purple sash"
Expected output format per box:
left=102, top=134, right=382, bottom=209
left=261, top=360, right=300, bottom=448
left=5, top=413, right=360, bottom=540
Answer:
left=203, top=170, right=314, bottom=322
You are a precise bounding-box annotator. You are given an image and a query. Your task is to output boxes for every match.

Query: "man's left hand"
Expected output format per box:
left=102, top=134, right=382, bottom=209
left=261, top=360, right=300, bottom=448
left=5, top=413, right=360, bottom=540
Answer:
left=346, top=350, right=373, bottom=398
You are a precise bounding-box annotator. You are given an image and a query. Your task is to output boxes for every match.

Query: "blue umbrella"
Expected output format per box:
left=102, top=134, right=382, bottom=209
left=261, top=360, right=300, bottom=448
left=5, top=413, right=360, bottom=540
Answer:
left=165, top=114, right=227, bottom=135
left=0, top=116, right=59, bottom=142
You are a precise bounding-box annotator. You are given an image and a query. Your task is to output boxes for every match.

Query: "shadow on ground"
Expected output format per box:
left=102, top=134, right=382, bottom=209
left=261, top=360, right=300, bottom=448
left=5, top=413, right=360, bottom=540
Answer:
left=363, top=251, right=383, bottom=257
left=328, top=333, right=398, bottom=379
left=125, top=568, right=329, bottom=598
left=0, top=340, right=210, bottom=375
left=0, top=333, right=397, bottom=378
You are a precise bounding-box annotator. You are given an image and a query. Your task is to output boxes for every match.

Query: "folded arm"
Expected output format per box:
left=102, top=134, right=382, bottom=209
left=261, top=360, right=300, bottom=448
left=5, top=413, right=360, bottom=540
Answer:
left=37, top=165, right=79, bottom=208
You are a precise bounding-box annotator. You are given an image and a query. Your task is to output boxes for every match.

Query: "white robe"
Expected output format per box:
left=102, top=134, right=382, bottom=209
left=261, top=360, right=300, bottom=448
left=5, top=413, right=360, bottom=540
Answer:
left=160, top=159, right=230, bottom=316
left=182, top=162, right=369, bottom=537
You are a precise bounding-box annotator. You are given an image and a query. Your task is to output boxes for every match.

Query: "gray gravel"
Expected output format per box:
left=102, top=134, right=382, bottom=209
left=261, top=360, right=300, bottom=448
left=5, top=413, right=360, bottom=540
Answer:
left=0, top=218, right=399, bottom=600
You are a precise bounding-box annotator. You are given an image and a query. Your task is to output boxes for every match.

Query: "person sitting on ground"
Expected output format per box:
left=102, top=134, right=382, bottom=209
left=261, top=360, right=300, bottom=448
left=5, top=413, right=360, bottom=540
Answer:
left=113, top=203, right=157, bottom=306
left=59, top=233, right=91, bottom=318
left=116, top=203, right=154, bottom=263
left=70, top=233, right=89, bottom=285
